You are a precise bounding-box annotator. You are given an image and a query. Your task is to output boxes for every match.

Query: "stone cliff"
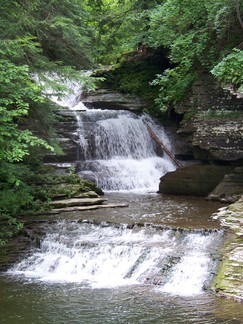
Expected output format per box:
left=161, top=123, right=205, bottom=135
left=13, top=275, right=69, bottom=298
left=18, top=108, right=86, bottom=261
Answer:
left=159, top=73, right=243, bottom=202
left=177, top=72, right=243, bottom=163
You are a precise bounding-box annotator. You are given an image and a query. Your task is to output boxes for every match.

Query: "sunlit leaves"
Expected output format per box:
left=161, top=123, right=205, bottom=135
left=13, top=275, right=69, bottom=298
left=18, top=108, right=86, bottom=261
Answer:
left=144, top=0, right=243, bottom=112
left=211, top=49, right=243, bottom=92
left=0, top=59, right=53, bottom=163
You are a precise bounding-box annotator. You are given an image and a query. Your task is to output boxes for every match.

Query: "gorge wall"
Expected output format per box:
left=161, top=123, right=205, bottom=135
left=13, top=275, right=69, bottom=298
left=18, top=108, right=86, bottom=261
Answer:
left=176, top=72, right=243, bottom=163
left=159, top=73, right=243, bottom=203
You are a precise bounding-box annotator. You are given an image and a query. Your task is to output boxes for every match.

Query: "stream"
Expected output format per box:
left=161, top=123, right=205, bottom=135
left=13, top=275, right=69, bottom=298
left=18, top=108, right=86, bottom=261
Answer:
left=1, top=193, right=243, bottom=323
left=1, top=81, right=243, bottom=323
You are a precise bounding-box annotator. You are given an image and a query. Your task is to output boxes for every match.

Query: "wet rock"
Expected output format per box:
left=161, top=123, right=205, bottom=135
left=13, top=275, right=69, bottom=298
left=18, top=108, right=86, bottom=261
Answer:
left=0, top=226, right=45, bottom=272
left=212, top=196, right=243, bottom=301
left=51, top=197, right=108, bottom=208
left=45, top=203, right=128, bottom=214
left=72, top=191, right=99, bottom=198
left=82, top=89, right=144, bottom=111
left=158, top=165, right=232, bottom=196
left=207, top=167, right=243, bottom=203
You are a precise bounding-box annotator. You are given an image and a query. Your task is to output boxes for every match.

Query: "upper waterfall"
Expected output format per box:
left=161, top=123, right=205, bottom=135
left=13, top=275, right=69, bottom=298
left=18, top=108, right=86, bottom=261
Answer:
left=48, top=77, right=177, bottom=192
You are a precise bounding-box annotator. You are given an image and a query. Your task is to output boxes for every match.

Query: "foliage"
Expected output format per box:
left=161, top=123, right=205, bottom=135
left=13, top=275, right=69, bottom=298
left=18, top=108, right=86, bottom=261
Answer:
left=0, top=0, right=97, bottom=246
left=0, top=219, right=24, bottom=248
left=0, top=0, right=94, bottom=69
left=143, top=0, right=243, bottom=112
left=83, top=0, right=164, bottom=63
left=152, top=65, right=196, bottom=113
left=211, top=49, right=243, bottom=92
left=86, top=0, right=243, bottom=114
left=0, top=59, right=54, bottom=163
left=1, top=0, right=243, bottom=247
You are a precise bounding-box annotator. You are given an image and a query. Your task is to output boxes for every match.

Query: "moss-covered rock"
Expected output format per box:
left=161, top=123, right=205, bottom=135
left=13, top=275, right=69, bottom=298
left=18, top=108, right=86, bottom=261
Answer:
left=212, top=196, right=243, bottom=301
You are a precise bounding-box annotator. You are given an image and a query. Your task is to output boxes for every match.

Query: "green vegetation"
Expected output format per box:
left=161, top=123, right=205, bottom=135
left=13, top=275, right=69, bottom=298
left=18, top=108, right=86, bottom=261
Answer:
left=0, top=0, right=97, bottom=245
left=211, top=49, right=243, bottom=92
left=87, top=0, right=243, bottom=116
left=199, top=109, right=243, bottom=120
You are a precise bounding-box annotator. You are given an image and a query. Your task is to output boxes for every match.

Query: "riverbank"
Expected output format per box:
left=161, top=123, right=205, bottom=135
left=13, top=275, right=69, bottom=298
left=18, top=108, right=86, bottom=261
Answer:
left=212, top=196, right=243, bottom=302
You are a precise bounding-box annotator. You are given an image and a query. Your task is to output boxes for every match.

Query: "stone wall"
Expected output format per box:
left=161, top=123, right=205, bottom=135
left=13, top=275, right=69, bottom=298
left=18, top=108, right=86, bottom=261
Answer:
left=82, top=89, right=143, bottom=111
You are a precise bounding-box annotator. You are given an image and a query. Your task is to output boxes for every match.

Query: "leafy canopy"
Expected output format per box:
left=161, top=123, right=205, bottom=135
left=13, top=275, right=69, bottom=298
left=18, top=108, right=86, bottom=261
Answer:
left=0, top=0, right=97, bottom=241
left=143, top=0, right=243, bottom=112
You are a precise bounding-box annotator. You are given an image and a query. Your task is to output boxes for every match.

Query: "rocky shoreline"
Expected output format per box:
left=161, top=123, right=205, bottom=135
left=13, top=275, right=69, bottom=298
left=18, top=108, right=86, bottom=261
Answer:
left=212, top=196, right=243, bottom=302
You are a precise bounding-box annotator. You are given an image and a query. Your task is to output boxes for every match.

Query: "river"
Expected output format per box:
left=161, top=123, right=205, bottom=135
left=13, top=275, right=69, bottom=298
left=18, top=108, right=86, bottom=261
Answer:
left=1, top=81, right=243, bottom=323
left=1, top=193, right=243, bottom=323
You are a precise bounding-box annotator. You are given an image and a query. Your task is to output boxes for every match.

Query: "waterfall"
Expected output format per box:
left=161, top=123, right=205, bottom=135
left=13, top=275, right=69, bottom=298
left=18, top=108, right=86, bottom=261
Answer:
left=6, top=76, right=226, bottom=308
left=48, top=77, right=176, bottom=192
left=8, top=223, right=223, bottom=296
left=75, top=110, right=176, bottom=191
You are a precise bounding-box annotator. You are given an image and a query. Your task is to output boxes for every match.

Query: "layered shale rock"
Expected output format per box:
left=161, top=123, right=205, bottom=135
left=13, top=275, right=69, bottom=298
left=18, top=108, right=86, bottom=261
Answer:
left=212, top=197, right=243, bottom=301
left=207, top=167, right=243, bottom=203
left=177, top=73, right=243, bottom=163
left=44, top=109, right=79, bottom=164
left=166, top=73, right=243, bottom=201
left=82, top=89, right=143, bottom=111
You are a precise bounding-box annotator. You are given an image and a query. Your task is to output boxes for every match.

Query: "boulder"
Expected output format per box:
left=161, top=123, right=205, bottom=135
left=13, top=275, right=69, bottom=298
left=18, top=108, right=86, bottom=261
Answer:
left=158, top=165, right=232, bottom=196
left=207, top=167, right=243, bottom=203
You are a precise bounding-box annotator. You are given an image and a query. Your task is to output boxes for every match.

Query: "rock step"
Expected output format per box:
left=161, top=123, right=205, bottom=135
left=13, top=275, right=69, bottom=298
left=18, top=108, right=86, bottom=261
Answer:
left=51, top=197, right=108, bottom=208
left=47, top=203, right=128, bottom=214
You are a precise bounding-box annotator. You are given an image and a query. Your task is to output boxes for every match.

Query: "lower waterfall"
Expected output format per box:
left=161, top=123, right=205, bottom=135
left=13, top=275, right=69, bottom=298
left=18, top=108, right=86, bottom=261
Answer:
left=8, top=222, right=223, bottom=296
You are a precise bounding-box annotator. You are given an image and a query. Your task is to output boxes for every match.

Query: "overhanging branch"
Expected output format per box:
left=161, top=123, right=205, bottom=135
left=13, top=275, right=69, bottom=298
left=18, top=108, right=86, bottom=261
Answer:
left=236, top=0, right=243, bottom=30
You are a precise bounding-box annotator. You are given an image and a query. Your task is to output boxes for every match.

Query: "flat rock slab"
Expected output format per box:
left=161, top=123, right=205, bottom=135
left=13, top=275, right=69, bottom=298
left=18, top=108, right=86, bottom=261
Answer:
left=47, top=203, right=129, bottom=214
left=51, top=197, right=108, bottom=208
left=73, top=191, right=99, bottom=198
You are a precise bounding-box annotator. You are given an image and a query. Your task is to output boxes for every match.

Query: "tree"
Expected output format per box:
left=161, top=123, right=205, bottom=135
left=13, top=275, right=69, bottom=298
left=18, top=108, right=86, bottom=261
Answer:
left=143, top=0, right=243, bottom=112
left=0, top=0, right=97, bottom=245
left=0, top=59, right=53, bottom=164
left=0, top=0, right=94, bottom=69
left=82, top=0, right=164, bottom=63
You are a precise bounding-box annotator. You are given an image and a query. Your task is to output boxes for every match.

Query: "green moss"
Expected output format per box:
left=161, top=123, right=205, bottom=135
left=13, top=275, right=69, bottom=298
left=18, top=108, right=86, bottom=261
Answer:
left=199, top=110, right=243, bottom=120
left=0, top=165, right=103, bottom=246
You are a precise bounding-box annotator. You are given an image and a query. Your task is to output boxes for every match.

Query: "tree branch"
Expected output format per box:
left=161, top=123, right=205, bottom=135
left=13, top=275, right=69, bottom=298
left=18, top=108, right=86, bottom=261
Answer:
left=236, top=0, right=243, bottom=30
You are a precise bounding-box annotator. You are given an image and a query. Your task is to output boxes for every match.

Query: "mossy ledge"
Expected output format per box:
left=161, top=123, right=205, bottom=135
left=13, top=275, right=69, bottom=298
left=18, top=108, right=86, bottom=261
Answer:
left=212, top=196, right=243, bottom=302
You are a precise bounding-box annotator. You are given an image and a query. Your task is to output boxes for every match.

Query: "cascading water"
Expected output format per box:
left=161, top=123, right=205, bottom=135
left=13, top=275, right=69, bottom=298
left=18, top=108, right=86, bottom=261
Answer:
left=76, top=110, right=176, bottom=191
left=4, top=76, right=235, bottom=323
left=47, top=77, right=176, bottom=191
left=8, top=222, right=223, bottom=296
